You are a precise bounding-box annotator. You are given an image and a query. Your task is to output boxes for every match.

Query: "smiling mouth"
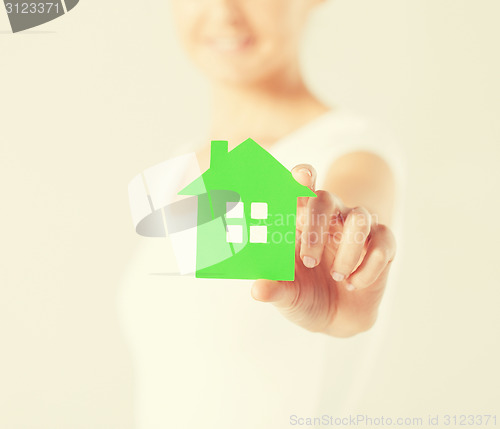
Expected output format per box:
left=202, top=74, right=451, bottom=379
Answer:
left=205, top=35, right=253, bottom=52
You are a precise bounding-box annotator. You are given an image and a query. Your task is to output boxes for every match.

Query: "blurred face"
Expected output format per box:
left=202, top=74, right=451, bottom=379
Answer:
left=171, top=0, right=320, bottom=84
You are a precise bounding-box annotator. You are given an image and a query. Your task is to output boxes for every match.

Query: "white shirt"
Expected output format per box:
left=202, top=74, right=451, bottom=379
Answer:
left=117, top=108, right=405, bottom=429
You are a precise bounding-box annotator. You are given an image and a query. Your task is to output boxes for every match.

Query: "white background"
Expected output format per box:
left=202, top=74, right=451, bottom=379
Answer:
left=1, top=0, right=499, bottom=427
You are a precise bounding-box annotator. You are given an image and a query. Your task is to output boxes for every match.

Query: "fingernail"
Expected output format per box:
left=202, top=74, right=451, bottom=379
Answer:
left=298, top=168, right=312, bottom=176
left=303, top=256, right=316, bottom=268
left=331, top=271, right=345, bottom=282
left=346, top=283, right=355, bottom=291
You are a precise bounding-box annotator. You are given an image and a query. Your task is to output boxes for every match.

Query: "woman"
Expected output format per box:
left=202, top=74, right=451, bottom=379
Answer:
left=119, top=0, right=402, bottom=427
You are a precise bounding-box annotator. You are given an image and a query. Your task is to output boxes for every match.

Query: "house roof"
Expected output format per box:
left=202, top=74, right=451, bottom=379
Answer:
left=178, top=138, right=316, bottom=198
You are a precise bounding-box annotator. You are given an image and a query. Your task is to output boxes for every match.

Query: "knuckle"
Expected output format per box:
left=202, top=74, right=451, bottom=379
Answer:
left=351, top=206, right=370, bottom=219
left=374, top=224, right=397, bottom=258
left=301, top=229, right=324, bottom=248
left=311, top=190, right=334, bottom=211
left=375, top=223, right=394, bottom=240
left=348, top=208, right=371, bottom=229
left=334, top=260, right=356, bottom=275
left=371, top=247, right=389, bottom=265
left=351, top=273, right=375, bottom=289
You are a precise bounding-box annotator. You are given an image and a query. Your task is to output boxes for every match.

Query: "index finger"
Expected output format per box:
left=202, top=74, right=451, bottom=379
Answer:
left=291, top=164, right=317, bottom=207
left=291, top=164, right=317, bottom=230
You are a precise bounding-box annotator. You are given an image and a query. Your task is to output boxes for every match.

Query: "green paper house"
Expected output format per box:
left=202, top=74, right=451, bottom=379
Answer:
left=178, top=138, right=315, bottom=281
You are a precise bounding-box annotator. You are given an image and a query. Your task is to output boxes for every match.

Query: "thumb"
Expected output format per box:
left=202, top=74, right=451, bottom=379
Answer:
left=251, top=279, right=299, bottom=309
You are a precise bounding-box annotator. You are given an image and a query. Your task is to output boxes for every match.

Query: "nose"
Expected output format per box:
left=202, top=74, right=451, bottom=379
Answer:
left=207, top=0, right=244, bottom=26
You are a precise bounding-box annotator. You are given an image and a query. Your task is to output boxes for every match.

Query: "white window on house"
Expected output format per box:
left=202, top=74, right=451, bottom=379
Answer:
left=251, top=202, right=268, bottom=219
left=226, top=201, right=244, bottom=218
left=225, top=201, right=268, bottom=244
left=226, top=225, right=243, bottom=243
left=250, top=225, right=267, bottom=243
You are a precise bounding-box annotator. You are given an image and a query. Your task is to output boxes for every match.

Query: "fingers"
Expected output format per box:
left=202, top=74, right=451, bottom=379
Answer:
left=291, top=164, right=316, bottom=229
left=291, top=163, right=317, bottom=194
left=299, top=190, right=340, bottom=268
left=330, top=206, right=372, bottom=282
left=344, top=224, right=396, bottom=290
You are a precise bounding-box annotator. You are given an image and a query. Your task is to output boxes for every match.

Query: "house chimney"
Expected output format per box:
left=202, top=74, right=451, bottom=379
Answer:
left=210, top=140, right=228, bottom=169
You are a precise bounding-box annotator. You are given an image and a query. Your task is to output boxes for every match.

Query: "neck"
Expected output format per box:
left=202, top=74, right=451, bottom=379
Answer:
left=209, top=61, right=329, bottom=149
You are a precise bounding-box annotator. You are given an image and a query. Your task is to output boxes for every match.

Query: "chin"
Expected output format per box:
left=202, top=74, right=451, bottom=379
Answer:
left=199, top=59, right=283, bottom=86
left=208, top=68, right=266, bottom=85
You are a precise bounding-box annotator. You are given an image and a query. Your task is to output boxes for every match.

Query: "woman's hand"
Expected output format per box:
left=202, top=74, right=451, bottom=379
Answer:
left=251, top=163, right=396, bottom=338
